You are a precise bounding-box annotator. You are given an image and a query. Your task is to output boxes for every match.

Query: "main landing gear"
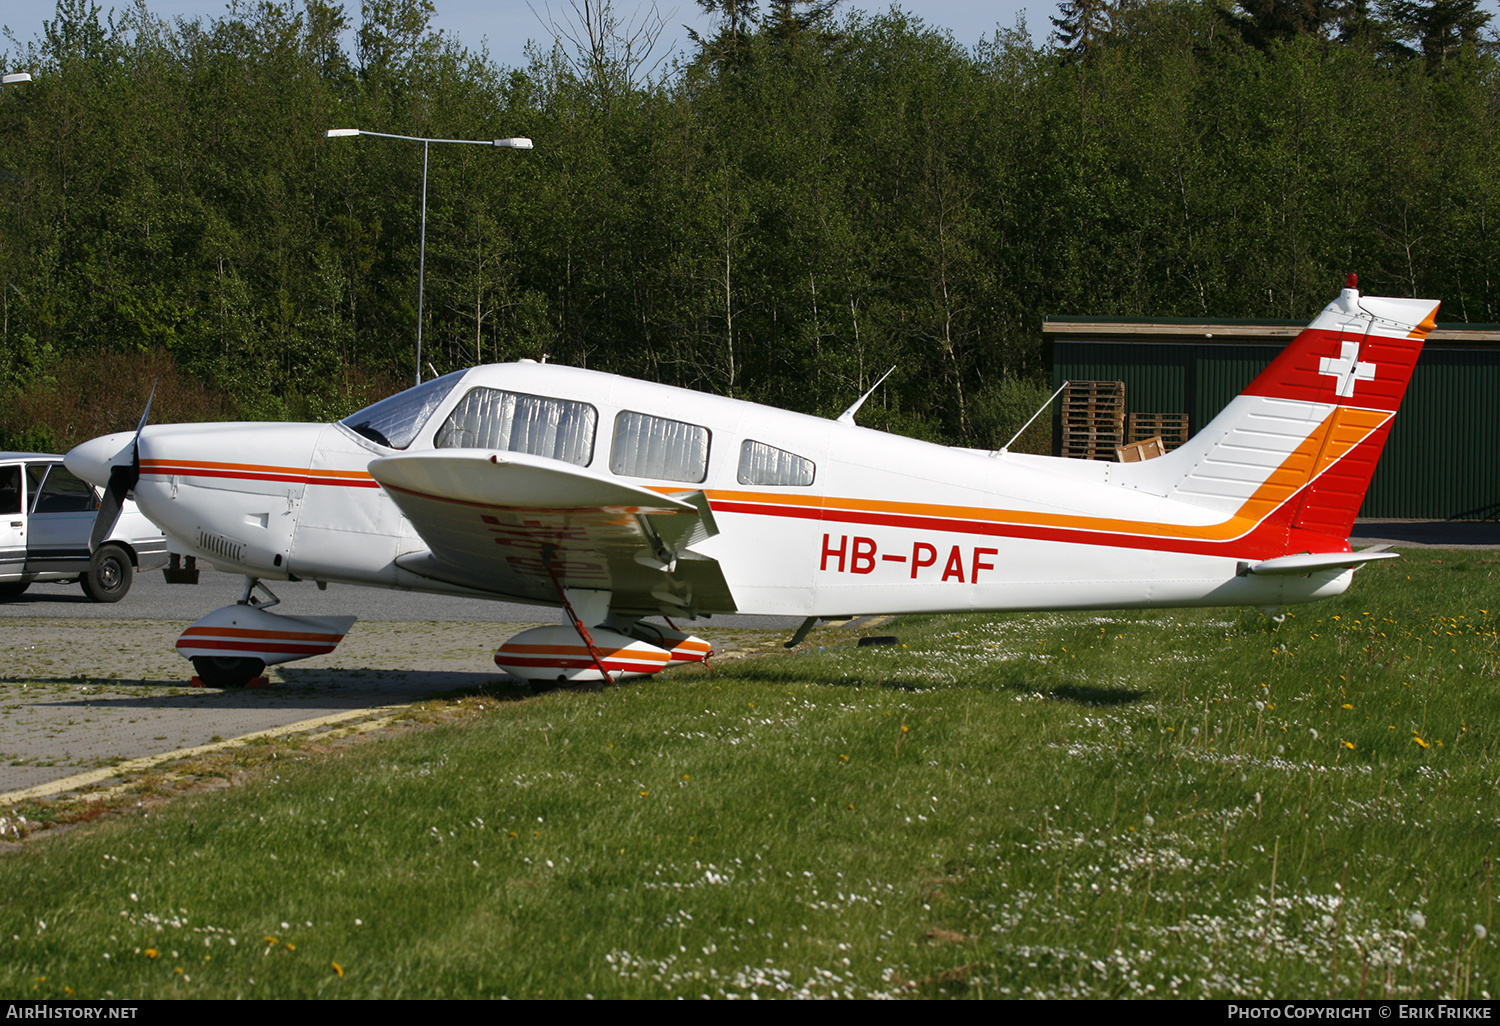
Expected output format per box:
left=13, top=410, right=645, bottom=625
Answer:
left=493, top=618, right=712, bottom=686
left=492, top=559, right=711, bottom=687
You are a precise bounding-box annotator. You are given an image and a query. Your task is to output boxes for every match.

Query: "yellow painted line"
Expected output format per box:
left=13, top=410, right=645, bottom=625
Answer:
left=0, top=705, right=409, bottom=806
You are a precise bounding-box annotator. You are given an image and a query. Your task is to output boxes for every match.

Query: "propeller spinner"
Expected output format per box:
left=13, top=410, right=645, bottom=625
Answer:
left=85, top=384, right=155, bottom=552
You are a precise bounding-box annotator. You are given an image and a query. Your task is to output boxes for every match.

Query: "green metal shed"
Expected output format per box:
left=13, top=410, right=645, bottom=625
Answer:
left=1044, top=317, right=1500, bottom=519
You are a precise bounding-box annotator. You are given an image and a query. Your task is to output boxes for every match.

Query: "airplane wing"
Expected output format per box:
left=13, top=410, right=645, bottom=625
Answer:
left=367, top=450, right=737, bottom=617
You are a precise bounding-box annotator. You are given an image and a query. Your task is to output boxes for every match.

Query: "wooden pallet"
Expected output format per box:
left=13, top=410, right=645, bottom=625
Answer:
left=1117, top=435, right=1165, bottom=462
left=1127, top=412, right=1192, bottom=452
left=1061, top=381, right=1126, bottom=460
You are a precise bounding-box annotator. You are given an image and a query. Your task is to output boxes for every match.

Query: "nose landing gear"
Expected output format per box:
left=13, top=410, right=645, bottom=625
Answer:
left=176, top=577, right=357, bottom=688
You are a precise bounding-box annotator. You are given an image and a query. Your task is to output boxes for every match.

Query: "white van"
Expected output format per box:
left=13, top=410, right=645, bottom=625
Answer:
left=0, top=452, right=168, bottom=602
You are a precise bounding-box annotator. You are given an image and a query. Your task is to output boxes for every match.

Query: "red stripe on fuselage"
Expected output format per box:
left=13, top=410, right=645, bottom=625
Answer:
left=710, top=496, right=1336, bottom=560
left=141, top=462, right=380, bottom=488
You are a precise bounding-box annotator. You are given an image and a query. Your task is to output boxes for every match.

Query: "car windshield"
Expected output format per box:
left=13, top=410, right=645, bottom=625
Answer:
left=340, top=371, right=465, bottom=450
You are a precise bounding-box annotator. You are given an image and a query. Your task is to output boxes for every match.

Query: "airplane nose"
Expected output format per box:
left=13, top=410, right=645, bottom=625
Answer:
left=65, top=431, right=137, bottom=488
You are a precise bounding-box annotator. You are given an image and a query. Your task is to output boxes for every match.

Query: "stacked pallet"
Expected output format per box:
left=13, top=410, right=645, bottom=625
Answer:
left=1116, top=436, right=1165, bottom=462
left=1127, top=412, right=1192, bottom=452
left=1060, top=381, right=1126, bottom=460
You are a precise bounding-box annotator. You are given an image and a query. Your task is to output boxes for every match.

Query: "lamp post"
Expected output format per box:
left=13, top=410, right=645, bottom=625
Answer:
left=325, top=129, right=533, bottom=385
left=1, top=73, right=33, bottom=86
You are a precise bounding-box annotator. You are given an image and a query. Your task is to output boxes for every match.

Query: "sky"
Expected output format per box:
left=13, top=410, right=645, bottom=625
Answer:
left=2, top=1, right=1044, bottom=70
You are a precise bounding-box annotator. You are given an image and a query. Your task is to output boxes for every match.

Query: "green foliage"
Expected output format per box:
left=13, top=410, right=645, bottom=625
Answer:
left=1, top=0, right=1499, bottom=440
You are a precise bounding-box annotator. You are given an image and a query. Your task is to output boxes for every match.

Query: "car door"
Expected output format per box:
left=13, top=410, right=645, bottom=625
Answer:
left=25, top=462, right=99, bottom=574
left=0, top=464, right=25, bottom=581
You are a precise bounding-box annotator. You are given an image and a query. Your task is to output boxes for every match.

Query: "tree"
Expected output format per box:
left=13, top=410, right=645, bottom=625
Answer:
left=1050, top=0, right=1116, bottom=60
left=1383, top=0, right=1492, bottom=68
left=1222, top=0, right=1357, bottom=49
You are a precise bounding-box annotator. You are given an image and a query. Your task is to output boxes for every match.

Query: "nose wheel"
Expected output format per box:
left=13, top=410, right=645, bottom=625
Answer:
left=190, top=656, right=267, bottom=688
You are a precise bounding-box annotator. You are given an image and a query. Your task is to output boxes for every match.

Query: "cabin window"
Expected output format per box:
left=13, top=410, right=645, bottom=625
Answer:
left=737, top=439, right=815, bottom=486
left=609, top=411, right=710, bottom=483
left=435, top=388, right=597, bottom=466
left=341, top=370, right=465, bottom=450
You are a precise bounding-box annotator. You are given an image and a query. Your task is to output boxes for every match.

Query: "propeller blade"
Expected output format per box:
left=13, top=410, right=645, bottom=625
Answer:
left=135, top=381, right=156, bottom=436
left=88, top=381, right=155, bottom=552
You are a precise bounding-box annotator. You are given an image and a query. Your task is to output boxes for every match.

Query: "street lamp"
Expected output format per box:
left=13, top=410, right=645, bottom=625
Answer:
left=1, top=73, right=32, bottom=86
left=325, top=129, right=534, bottom=385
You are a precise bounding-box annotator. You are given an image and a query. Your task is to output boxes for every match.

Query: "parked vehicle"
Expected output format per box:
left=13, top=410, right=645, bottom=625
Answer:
left=0, top=452, right=167, bottom=602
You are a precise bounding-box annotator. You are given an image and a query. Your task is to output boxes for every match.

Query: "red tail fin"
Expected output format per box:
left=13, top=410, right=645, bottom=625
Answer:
left=1134, top=282, right=1438, bottom=548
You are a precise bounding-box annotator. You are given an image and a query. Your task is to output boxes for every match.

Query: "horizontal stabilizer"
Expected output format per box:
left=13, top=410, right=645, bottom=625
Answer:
left=1242, top=549, right=1399, bottom=576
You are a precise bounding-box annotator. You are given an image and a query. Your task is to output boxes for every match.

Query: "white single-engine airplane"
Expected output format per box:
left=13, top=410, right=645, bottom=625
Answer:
left=66, top=277, right=1436, bottom=688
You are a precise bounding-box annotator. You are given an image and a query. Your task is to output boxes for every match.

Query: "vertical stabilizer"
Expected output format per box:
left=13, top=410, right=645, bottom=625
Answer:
left=1121, top=277, right=1438, bottom=550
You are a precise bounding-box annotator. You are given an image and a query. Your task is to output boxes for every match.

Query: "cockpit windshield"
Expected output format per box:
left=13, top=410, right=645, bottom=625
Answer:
left=340, top=370, right=465, bottom=450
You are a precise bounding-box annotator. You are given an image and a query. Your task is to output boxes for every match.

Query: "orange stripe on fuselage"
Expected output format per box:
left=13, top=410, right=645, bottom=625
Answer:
left=695, top=406, right=1389, bottom=545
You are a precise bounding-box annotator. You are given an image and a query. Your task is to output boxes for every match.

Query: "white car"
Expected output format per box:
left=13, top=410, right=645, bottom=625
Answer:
left=0, top=452, right=168, bottom=602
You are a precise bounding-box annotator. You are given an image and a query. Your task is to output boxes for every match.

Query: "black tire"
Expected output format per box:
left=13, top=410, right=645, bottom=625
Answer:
left=191, top=656, right=267, bottom=688
left=81, top=544, right=132, bottom=603
left=0, top=580, right=29, bottom=599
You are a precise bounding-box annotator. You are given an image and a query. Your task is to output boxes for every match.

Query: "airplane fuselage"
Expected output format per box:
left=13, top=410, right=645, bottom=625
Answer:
left=113, top=361, right=1352, bottom=619
left=64, top=283, right=1437, bottom=685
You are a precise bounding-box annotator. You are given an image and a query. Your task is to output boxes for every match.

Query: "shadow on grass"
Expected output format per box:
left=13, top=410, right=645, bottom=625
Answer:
left=1, top=675, right=192, bottom=689
left=1045, top=683, right=1148, bottom=706
left=696, top=662, right=1150, bottom=706
left=6, top=668, right=527, bottom=709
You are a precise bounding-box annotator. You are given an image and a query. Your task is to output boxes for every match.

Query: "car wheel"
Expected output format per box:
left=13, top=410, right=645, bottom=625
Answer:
left=190, top=656, right=266, bottom=688
left=81, top=544, right=132, bottom=602
left=0, top=581, right=29, bottom=599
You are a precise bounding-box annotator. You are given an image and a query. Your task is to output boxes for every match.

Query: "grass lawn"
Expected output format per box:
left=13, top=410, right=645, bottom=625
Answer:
left=1, top=551, right=1496, bottom=998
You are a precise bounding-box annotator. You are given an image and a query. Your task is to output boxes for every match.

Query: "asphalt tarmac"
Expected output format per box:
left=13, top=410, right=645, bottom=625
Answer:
left=1348, top=519, right=1500, bottom=549
left=0, top=563, right=803, bottom=628
left=0, top=566, right=804, bottom=804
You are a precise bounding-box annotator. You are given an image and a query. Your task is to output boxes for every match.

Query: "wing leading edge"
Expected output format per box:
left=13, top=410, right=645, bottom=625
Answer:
left=369, top=449, right=737, bottom=618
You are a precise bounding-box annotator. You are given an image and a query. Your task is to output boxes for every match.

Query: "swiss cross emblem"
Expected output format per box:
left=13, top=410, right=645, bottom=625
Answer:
left=1318, top=340, right=1376, bottom=398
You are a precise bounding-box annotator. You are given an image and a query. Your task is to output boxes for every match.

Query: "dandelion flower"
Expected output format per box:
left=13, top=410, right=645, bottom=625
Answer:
left=1413, top=736, right=1429, bottom=749
left=145, top=949, right=158, bottom=959
left=1409, top=912, right=1426, bottom=930
left=333, top=962, right=344, bottom=977
left=1475, top=925, right=1488, bottom=941
left=1342, top=741, right=1355, bottom=750
left=1143, top=814, right=1155, bottom=828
